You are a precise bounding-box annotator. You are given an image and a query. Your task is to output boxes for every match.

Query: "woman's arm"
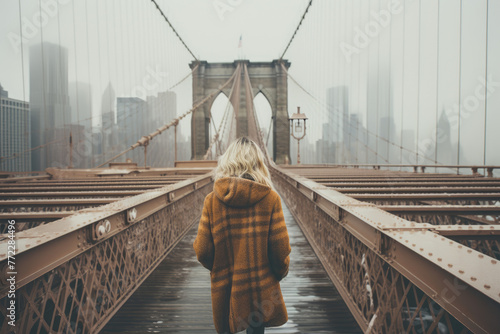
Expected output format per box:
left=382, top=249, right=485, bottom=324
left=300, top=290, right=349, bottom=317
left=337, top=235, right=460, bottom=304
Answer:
left=193, top=195, right=215, bottom=271
left=268, top=195, right=291, bottom=281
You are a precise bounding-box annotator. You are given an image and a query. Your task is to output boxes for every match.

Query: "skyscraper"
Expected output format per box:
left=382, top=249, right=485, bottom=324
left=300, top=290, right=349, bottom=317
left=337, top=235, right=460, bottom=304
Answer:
left=100, top=82, right=117, bottom=164
left=326, top=86, right=349, bottom=163
left=117, top=97, right=148, bottom=164
left=68, top=82, right=93, bottom=168
left=0, top=84, right=31, bottom=172
left=146, top=91, right=177, bottom=166
left=29, top=42, right=71, bottom=171
left=69, top=82, right=92, bottom=128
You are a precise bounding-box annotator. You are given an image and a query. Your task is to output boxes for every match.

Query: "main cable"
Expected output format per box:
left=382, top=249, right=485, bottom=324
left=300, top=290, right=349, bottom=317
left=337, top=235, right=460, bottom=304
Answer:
left=279, top=0, right=314, bottom=60
left=150, top=0, right=198, bottom=61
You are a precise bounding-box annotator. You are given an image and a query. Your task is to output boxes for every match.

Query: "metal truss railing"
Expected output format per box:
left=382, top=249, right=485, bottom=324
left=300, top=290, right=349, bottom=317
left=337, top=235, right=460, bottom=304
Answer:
left=0, top=172, right=213, bottom=333
left=269, top=164, right=500, bottom=334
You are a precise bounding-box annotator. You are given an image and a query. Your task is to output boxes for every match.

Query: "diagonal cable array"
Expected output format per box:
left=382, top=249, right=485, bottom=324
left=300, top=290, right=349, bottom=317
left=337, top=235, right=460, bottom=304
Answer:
left=96, top=65, right=239, bottom=168
left=204, top=64, right=242, bottom=160
left=280, top=63, right=446, bottom=166
left=242, top=63, right=273, bottom=165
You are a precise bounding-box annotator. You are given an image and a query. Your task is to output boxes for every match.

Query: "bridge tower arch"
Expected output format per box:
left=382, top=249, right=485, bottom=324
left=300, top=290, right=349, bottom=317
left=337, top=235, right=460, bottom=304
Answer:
left=190, top=59, right=291, bottom=164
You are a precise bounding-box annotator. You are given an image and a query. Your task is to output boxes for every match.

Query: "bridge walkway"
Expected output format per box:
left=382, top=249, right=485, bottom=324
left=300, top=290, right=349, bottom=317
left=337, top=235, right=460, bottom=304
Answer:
left=101, top=197, right=362, bottom=333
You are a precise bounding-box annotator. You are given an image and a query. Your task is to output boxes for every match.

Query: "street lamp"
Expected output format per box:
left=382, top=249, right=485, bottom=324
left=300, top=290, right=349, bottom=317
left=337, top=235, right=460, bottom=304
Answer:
left=289, top=106, right=307, bottom=164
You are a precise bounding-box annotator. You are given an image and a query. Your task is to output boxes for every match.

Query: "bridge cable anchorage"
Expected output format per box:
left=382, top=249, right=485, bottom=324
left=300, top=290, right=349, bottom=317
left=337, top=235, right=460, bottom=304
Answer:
left=95, top=64, right=239, bottom=168
left=279, top=0, right=314, bottom=60
left=149, top=0, right=198, bottom=61
left=280, top=63, right=447, bottom=167
left=204, top=64, right=242, bottom=160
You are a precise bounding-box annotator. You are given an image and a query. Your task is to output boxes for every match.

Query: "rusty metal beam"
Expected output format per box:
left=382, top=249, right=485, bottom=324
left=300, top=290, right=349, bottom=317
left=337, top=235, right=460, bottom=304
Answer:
left=0, top=181, right=179, bottom=187
left=0, top=212, right=74, bottom=220
left=46, top=166, right=213, bottom=179
left=0, top=169, right=214, bottom=333
left=0, top=191, right=143, bottom=198
left=310, top=177, right=496, bottom=181
left=379, top=205, right=500, bottom=215
left=335, top=186, right=500, bottom=193
left=351, top=193, right=500, bottom=200
left=428, top=225, right=500, bottom=237
left=322, top=181, right=500, bottom=187
left=0, top=172, right=213, bottom=294
left=0, top=175, right=50, bottom=183
left=0, top=185, right=171, bottom=192
left=0, top=198, right=120, bottom=206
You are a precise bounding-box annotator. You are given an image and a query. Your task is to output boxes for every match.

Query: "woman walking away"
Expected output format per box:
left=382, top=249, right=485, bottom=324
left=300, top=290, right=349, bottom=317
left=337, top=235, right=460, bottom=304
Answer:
left=193, top=136, right=291, bottom=334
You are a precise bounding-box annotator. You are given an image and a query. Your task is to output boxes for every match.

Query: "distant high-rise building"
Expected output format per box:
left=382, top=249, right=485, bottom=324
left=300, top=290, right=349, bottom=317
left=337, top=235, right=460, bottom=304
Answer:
left=348, top=114, right=360, bottom=163
left=0, top=84, right=31, bottom=172
left=117, top=97, right=148, bottom=164
left=436, top=109, right=456, bottom=165
left=326, top=86, right=349, bottom=163
left=318, top=122, right=335, bottom=164
left=378, top=115, right=396, bottom=163
left=101, top=83, right=117, bottom=163
left=147, top=91, right=176, bottom=126
left=146, top=91, right=177, bottom=166
left=29, top=42, right=71, bottom=171
left=68, top=82, right=93, bottom=168
left=401, top=129, right=416, bottom=165
left=69, top=82, right=92, bottom=128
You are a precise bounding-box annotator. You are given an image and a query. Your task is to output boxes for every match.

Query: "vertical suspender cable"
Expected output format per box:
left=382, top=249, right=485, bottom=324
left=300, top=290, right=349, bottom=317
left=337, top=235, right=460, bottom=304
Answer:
left=457, top=0, right=463, bottom=173
left=435, top=1, right=440, bottom=171
left=400, top=3, right=406, bottom=170
left=17, top=0, right=27, bottom=170
left=483, top=0, right=489, bottom=169
left=416, top=0, right=422, bottom=166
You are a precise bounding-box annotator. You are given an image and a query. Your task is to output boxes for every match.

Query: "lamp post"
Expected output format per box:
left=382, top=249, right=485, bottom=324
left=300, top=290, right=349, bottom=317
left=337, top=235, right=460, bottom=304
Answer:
left=289, top=106, right=307, bottom=165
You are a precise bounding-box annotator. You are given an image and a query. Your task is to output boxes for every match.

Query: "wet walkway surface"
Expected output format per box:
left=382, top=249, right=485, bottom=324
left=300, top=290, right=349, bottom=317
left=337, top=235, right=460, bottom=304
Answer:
left=101, top=197, right=362, bottom=333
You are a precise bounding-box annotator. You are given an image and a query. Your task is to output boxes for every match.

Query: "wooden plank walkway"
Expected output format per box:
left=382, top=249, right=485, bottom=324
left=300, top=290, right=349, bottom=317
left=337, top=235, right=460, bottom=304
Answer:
left=101, top=197, right=362, bottom=333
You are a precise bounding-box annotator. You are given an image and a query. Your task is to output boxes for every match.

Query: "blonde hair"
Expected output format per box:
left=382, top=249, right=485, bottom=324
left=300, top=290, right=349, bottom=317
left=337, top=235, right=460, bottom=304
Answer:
left=214, top=136, right=274, bottom=189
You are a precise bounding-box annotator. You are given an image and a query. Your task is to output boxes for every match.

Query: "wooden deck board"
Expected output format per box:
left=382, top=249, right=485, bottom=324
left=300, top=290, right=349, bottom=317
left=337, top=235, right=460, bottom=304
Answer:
left=101, top=199, right=362, bottom=333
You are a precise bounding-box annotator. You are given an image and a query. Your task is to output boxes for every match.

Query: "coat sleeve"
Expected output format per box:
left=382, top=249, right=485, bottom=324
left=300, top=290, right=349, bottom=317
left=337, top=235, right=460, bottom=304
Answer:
left=193, top=195, right=214, bottom=271
left=268, top=195, right=291, bottom=281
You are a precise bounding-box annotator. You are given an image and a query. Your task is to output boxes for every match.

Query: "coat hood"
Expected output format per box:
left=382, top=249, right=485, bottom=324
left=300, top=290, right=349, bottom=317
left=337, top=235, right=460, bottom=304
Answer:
left=214, top=176, right=271, bottom=208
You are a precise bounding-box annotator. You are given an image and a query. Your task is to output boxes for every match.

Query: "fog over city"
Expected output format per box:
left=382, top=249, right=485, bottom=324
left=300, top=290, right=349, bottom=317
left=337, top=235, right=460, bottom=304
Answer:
left=1, top=0, right=499, bottom=172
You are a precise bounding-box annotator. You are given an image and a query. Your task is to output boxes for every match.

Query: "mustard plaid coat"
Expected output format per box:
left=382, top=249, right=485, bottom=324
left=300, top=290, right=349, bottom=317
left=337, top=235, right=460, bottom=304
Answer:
left=193, top=176, right=291, bottom=334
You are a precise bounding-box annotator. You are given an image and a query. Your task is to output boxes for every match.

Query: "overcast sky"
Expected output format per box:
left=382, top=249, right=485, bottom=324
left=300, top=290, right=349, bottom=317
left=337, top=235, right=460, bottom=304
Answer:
left=0, top=0, right=308, bottom=146
left=1, top=0, right=499, bottom=166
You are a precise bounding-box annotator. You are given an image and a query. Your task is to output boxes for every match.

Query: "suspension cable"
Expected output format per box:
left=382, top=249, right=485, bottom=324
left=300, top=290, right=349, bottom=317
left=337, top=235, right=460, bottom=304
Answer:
left=242, top=64, right=274, bottom=165
left=281, top=63, right=440, bottom=165
left=204, top=65, right=241, bottom=159
left=96, top=64, right=238, bottom=168
left=280, top=0, right=314, bottom=60
left=150, top=0, right=198, bottom=61
left=1, top=140, right=63, bottom=162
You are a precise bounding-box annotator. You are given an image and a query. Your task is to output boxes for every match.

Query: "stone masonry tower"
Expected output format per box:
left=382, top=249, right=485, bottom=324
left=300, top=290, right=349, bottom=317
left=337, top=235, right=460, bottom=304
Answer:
left=190, top=59, right=291, bottom=164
